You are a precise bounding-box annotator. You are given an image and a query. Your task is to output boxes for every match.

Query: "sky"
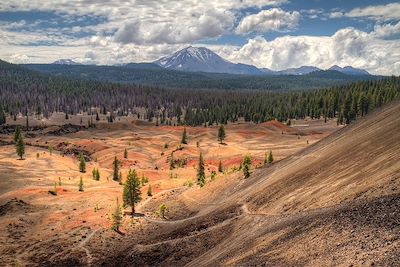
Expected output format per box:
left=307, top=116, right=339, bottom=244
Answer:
left=0, top=0, right=399, bottom=75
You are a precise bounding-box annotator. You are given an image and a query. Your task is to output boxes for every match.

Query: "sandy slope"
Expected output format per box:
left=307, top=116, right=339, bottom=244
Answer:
left=0, top=117, right=337, bottom=266
left=106, top=101, right=400, bottom=266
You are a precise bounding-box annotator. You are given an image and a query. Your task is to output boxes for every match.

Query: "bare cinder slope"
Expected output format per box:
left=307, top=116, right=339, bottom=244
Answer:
left=107, top=101, right=400, bottom=266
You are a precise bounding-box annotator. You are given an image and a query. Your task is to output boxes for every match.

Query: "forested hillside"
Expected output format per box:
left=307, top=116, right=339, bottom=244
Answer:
left=23, top=63, right=377, bottom=91
left=0, top=60, right=399, bottom=126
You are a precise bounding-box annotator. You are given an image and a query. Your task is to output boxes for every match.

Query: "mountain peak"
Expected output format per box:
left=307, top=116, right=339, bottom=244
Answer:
left=52, top=59, right=80, bottom=65
left=154, top=46, right=262, bottom=75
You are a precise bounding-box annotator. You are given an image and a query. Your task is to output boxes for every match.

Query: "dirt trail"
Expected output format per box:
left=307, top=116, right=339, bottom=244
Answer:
left=76, top=228, right=100, bottom=266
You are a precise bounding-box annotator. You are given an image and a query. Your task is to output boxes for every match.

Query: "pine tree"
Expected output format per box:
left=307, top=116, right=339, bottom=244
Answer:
left=169, top=155, right=174, bottom=170
left=124, top=148, right=128, bottom=159
left=96, top=112, right=100, bottom=121
left=14, top=126, right=21, bottom=143
left=79, top=153, right=86, bottom=173
left=92, top=168, right=96, bottom=179
left=242, top=155, right=251, bottom=179
left=113, top=156, right=119, bottom=181
left=217, top=125, right=226, bottom=144
left=123, top=169, right=142, bottom=215
left=95, top=169, right=100, bottom=181
left=267, top=150, right=274, bottom=164
left=181, top=127, right=188, bottom=144
left=218, top=160, right=223, bottom=173
left=78, top=176, right=84, bottom=192
left=159, top=203, right=167, bottom=219
left=16, top=135, right=25, bottom=160
left=197, top=153, right=205, bottom=187
left=111, top=198, right=123, bottom=232
left=147, top=184, right=152, bottom=197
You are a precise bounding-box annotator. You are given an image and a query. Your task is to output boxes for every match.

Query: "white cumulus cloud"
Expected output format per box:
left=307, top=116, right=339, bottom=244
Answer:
left=345, top=2, right=400, bottom=21
left=236, top=8, right=300, bottom=34
left=222, top=26, right=400, bottom=75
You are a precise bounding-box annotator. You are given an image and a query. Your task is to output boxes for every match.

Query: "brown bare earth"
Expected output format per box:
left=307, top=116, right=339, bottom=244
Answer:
left=0, top=102, right=399, bottom=266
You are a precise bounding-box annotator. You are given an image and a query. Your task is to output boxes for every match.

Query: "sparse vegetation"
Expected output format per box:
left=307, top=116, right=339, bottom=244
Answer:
left=210, top=170, right=216, bottom=181
left=141, top=175, right=148, bottom=185
left=184, top=179, right=194, bottom=187
left=124, top=148, right=128, bottom=159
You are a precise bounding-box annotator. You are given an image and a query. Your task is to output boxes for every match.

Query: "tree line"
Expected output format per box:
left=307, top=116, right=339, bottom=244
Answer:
left=0, top=60, right=399, bottom=127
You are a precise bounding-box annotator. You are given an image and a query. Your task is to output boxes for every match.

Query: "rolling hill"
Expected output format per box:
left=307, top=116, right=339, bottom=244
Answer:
left=104, top=100, right=400, bottom=266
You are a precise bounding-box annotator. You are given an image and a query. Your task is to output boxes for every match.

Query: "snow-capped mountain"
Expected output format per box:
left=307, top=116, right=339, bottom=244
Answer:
left=328, top=65, right=369, bottom=75
left=52, top=59, right=80, bottom=65
left=154, top=46, right=264, bottom=75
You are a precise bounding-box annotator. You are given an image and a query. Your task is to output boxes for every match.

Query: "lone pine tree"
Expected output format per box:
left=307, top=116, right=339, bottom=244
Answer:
left=242, top=155, right=251, bottom=179
left=217, top=125, right=226, bottom=144
left=113, top=156, right=119, bottom=181
left=124, top=148, right=128, bottom=159
left=267, top=150, right=274, bottom=164
left=159, top=203, right=167, bottom=219
left=16, top=135, right=25, bottom=160
left=95, top=169, right=100, bottom=180
left=79, top=153, right=86, bottom=173
left=218, top=160, right=223, bottom=173
left=123, top=169, right=142, bottom=215
left=112, top=198, right=123, bottom=232
left=197, top=153, right=205, bottom=187
left=181, top=127, right=188, bottom=144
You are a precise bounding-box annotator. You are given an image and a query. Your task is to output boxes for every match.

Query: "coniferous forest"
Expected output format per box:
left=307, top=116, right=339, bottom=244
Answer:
left=0, top=59, right=399, bottom=127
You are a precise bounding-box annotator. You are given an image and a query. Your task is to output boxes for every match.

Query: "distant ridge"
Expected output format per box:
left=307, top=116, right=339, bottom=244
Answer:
left=52, top=59, right=80, bottom=65
left=153, top=46, right=370, bottom=76
left=329, top=65, right=369, bottom=75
